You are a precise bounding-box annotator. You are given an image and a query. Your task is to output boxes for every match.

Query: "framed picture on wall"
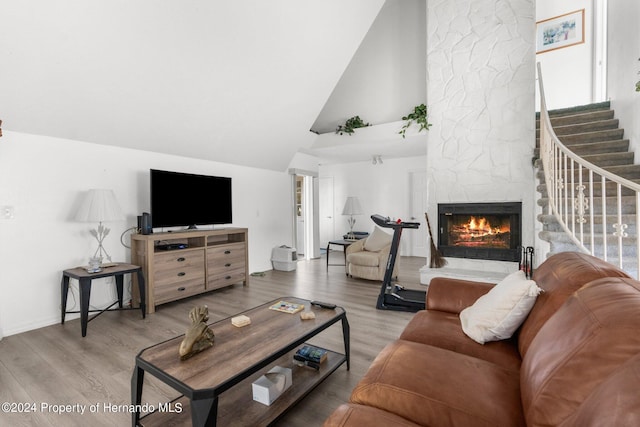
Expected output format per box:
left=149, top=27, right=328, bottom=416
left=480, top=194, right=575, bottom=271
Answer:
left=536, top=9, right=585, bottom=54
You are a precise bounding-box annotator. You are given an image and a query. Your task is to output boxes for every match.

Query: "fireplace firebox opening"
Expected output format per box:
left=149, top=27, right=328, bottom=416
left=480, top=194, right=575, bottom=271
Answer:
left=438, top=202, right=522, bottom=262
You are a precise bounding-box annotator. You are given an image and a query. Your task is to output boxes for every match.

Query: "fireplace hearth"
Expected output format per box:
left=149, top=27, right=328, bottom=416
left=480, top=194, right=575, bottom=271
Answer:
left=438, top=202, right=522, bottom=262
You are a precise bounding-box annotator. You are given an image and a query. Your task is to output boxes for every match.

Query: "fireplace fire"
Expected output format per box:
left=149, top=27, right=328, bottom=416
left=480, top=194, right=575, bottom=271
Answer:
left=438, top=202, right=521, bottom=262
left=448, top=215, right=511, bottom=248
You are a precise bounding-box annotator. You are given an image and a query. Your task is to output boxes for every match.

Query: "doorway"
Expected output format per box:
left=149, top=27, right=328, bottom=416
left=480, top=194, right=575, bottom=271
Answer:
left=291, top=170, right=320, bottom=260
left=319, top=177, right=335, bottom=249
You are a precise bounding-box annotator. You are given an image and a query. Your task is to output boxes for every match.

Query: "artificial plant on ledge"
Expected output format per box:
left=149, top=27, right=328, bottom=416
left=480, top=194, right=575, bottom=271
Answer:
left=636, top=58, right=639, bottom=92
left=399, top=103, right=432, bottom=138
left=335, top=116, right=370, bottom=135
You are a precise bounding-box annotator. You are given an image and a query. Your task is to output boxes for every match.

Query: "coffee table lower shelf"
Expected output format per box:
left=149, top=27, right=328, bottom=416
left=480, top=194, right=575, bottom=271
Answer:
left=138, top=347, right=346, bottom=426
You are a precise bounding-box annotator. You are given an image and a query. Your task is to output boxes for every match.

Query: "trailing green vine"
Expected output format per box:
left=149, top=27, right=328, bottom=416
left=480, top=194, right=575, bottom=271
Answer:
left=335, top=116, right=370, bottom=135
left=399, top=104, right=432, bottom=138
left=636, top=58, right=640, bottom=92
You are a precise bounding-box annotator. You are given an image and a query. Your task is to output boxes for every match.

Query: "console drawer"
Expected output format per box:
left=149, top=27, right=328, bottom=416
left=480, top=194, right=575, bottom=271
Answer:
left=153, top=250, right=206, bottom=302
left=207, top=242, right=245, bottom=259
left=154, top=249, right=205, bottom=275
left=207, top=254, right=245, bottom=277
left=207, top=269, right=246, bottom=290
left=155, top=278, right=205, bottom=304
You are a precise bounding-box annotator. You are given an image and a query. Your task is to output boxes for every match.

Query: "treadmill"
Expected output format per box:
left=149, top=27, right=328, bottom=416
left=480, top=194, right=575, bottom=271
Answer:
left=371, top=214, right=426, bottom=312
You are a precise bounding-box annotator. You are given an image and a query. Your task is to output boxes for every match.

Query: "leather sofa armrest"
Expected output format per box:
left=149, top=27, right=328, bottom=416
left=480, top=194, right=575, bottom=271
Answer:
left=426, top=277, right=495, bottom=314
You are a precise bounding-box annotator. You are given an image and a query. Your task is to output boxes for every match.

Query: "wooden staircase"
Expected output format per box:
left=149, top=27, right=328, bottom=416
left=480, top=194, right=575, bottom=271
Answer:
left=535, top=101, right=639, bottom=276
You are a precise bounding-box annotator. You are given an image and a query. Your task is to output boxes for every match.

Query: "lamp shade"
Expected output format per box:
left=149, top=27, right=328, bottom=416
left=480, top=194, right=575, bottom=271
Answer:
left=75, top=189, right=124, bottom=222
left=342, top=197, right=363, bottom=216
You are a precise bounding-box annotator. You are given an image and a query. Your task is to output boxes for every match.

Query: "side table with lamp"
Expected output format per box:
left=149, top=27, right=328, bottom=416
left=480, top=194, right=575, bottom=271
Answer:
left=63, top=189, right=146, bottom=336
left=327, top=197, right=366, bottom=272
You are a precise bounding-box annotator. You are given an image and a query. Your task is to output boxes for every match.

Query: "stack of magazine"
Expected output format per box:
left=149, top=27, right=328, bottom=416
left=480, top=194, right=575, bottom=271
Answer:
left=293, top=345, right=328, bottom=370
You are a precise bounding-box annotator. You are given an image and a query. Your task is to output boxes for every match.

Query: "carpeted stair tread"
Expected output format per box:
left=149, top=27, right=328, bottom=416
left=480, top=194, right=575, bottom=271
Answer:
left=533, top=139, right=630, bottom=158
left=536, top=118, right=620, bottom=138
left=535, top=101, right=611, bottom=119
left=558, top=128, right=624, bottom=145
left=536, top=109, right=615, bottom=127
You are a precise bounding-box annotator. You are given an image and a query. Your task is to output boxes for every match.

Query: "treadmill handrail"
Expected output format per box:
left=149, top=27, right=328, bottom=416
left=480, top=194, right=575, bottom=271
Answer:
left=371, top=214, right=420, bottom=229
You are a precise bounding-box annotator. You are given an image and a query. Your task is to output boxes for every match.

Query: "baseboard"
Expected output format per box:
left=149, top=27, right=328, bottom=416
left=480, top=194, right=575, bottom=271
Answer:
left=2, top=314, right=71, bottom=338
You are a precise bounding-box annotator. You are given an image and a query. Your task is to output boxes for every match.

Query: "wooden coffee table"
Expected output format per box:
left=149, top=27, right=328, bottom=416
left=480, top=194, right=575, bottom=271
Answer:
left=131, top=297, right=350, bottom=426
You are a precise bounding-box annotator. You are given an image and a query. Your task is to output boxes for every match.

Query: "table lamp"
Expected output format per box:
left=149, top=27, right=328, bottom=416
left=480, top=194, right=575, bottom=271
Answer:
left=75, top=189, right=124, bottom=263
left=342, top=196, right=362, bottom=240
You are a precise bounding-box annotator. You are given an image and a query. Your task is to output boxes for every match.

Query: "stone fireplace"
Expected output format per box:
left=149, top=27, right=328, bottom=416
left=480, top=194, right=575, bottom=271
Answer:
left=438, top=202, right=522, bottom=262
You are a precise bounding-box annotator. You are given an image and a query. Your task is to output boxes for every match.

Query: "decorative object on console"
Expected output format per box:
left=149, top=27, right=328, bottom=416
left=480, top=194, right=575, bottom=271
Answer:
left=342, top=196, right=362, bottom=240
left=75, top=189, right=124, bottom=263
left=425, top=212, right=447, bottom=268
left=179, top=305, right=215, bottom=360
left=459, top=270, right=542, bottom=344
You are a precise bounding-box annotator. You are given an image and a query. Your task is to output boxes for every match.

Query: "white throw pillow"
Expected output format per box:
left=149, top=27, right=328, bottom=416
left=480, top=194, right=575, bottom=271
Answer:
left=459, top=270, right=542, bottom=344
left=364, top=226, right=392, bottom=252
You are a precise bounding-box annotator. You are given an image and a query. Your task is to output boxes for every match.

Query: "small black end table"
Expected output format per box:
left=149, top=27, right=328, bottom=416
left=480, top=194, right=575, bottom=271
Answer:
left=326, top=239, right=356, bottom=272
left=61, top=263, right=146, bottom=337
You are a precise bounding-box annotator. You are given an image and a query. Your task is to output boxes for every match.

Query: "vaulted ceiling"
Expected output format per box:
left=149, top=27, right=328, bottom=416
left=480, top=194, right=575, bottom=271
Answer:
left=1, top=1, right=426, bottom=171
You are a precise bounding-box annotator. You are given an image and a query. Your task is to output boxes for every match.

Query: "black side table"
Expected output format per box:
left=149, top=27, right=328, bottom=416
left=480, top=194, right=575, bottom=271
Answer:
left=326, top=240, right=355, bottom=272
left=61, top=263, right=146, bottom=337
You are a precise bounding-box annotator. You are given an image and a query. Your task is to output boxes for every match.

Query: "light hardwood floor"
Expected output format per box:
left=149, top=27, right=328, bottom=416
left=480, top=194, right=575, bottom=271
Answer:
left=0, top=255, right=426, bottom=426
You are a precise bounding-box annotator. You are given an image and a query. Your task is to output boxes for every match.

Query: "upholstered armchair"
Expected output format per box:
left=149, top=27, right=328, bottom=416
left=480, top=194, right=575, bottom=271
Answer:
left=345, top=227, right=397, bottom=281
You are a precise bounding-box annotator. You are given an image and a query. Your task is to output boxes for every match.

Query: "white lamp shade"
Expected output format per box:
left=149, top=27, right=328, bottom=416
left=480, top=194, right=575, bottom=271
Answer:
left=342, top=197, right=363, bottom=216
left=75, top=189, right=124, bottom=222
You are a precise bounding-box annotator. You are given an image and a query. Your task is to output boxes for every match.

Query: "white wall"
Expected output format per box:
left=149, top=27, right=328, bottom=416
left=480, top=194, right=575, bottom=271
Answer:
left=607, top=2, right=640, bottom=157
left=0, top=131, right=292, bottom=337
left=312, top=0, right=426, bottom=134
left=319, top=156, right=427, bottom=256
left=535, top=0, right=594, bottom=109
left=426, top=0, right=536, bottom=272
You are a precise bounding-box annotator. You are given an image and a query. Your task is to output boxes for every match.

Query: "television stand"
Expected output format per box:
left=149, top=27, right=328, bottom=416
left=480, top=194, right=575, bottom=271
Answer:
left=131, top=228, right=248, bottom=313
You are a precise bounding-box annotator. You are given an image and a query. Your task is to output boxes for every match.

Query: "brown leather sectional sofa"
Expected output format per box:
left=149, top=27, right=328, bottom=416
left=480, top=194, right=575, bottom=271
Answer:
left=324, top=252, right=640, bottom=426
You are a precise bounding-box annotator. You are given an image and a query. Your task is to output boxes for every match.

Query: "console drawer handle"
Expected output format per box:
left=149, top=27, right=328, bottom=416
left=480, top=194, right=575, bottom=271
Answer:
left=224, top=250, right=231, bottom=254
left=177, top=272, right=186, bottom=277
left=177, top=257, right=186, bottom=262
left=177, top=286, right=186, bottom=291
left=225, top=263, right=231, bottom=267
left=225, top=275, right=232, bottom=280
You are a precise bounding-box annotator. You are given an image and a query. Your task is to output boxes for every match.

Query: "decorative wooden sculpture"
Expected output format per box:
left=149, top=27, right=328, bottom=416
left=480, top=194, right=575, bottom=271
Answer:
left=179, top=305, right=215, bottom=360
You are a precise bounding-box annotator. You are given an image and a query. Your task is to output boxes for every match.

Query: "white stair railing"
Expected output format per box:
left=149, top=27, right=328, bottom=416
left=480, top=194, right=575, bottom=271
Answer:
left=538, top=63, right=640, bottom=278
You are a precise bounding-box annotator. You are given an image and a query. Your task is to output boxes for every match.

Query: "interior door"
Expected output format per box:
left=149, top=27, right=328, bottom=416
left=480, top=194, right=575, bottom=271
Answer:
left=319, top=176, right=334, bottom=249
left=410, top=170, right=428, bottom=257
left=295, top=176, right=304, bottom=256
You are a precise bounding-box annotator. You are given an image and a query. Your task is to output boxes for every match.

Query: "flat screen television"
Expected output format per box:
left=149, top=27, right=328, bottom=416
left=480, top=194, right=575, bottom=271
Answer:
left=150, top=169, right=232, bottom=229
